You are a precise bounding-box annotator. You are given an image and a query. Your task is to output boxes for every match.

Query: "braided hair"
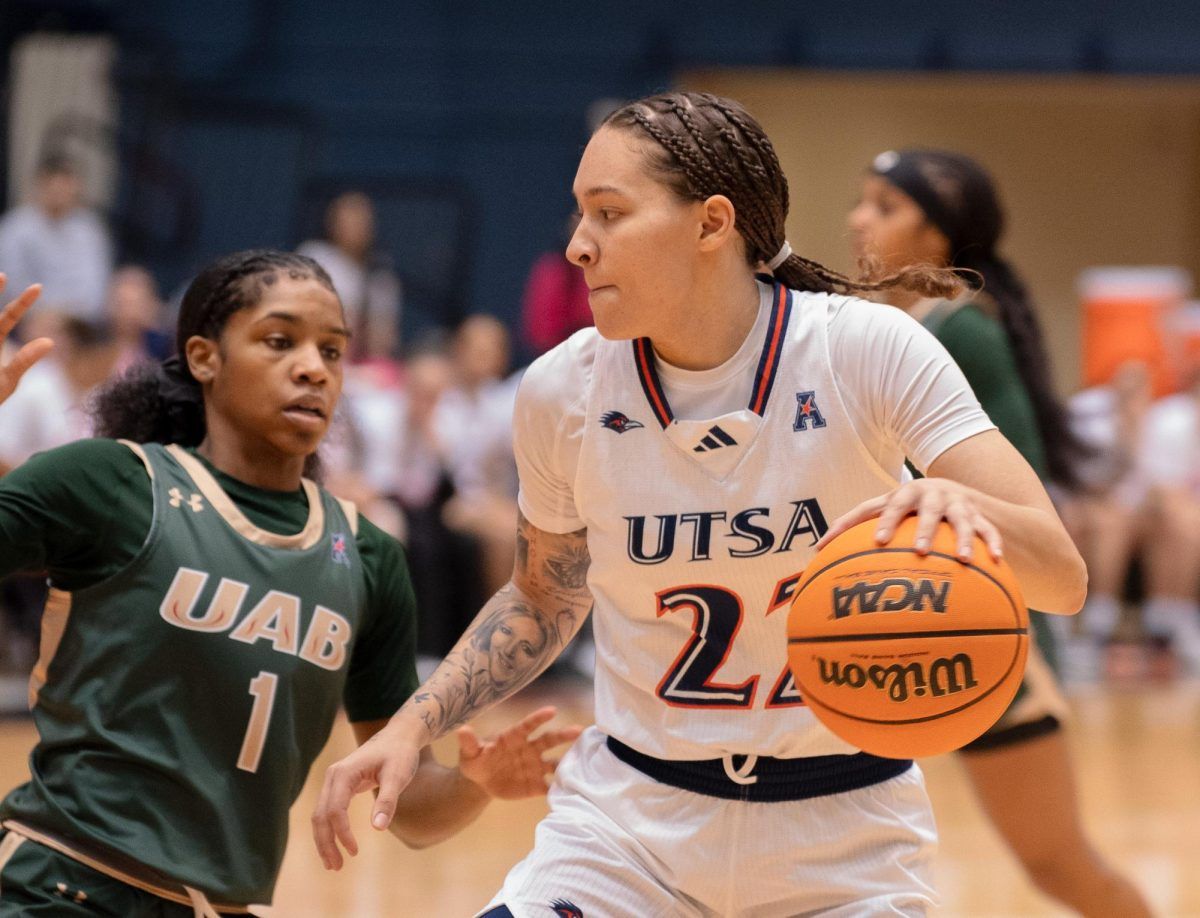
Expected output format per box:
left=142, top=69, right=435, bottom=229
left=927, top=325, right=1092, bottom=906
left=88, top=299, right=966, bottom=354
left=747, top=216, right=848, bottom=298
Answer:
left=93, top=250, right=336, bottom=476
left=870, top=149, right=1089, bottom=488
left=602, top=92, right=961, bottom=300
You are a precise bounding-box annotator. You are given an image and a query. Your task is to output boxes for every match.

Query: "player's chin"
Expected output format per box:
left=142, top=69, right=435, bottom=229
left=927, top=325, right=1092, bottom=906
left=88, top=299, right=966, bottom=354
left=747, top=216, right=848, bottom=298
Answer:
left=590, top=307, right=639, bottom=342
left=273, top=424, right=328, bottom=457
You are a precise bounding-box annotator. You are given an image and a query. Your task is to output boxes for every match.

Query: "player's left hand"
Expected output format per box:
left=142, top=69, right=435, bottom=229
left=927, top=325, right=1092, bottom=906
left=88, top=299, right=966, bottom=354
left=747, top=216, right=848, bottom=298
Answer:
left=0, top=276, right=53, bottom=406
left=456, top=705, right=582, bottom=800
left=816, top=477, right=1003, bottom=563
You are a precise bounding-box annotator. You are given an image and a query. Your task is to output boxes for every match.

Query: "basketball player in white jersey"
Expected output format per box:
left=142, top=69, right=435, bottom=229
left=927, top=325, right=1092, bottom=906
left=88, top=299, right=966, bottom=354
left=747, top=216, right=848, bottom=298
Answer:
left=313, top=92, right=1086, bottom=917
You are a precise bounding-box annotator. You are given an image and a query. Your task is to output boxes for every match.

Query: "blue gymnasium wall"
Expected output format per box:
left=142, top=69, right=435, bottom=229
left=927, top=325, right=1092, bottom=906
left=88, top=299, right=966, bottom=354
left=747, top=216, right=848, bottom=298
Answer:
left=10, top=0, right=1200, bottom=340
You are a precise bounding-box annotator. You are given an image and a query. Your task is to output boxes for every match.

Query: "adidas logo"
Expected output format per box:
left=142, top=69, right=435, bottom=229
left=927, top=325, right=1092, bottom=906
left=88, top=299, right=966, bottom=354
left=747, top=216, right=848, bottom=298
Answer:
left=692, top=425, right=738, bottom=452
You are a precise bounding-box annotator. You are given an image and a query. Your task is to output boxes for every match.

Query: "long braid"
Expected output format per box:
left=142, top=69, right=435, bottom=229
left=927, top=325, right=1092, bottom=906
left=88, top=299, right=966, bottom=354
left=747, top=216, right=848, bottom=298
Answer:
left=605, top=92, right=961, bottom=300
left=961, top=252, right=1087, bottom=488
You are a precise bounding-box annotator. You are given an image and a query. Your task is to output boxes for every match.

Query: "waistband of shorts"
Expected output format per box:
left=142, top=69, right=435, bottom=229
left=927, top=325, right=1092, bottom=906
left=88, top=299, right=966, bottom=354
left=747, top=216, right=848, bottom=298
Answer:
left=604, top=736, right=912, bottom=802
left=1, top=820, right=252, bottom=914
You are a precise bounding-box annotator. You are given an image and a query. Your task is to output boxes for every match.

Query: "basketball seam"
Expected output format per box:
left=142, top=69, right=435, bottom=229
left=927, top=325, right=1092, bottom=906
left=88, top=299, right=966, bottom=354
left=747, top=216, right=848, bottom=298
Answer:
left=789, top=628, right=1027, bottom=644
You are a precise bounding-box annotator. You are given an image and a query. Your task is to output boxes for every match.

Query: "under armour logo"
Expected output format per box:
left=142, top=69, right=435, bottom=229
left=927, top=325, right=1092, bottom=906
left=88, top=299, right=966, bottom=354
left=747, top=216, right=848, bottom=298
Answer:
left=169, top=487, right=204, bottom=512
left=55, top=882, right=88, bottom=904
left=793, top=391, right=827, bottom=431
left=692, top=424, right=738, bottom=453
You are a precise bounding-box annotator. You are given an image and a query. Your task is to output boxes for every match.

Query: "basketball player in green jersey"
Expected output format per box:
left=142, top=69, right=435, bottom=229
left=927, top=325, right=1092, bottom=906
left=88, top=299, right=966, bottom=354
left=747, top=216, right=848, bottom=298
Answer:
left=0, top=254, right=579, bottom=917
left=849, top=150, right=1151, bottom=917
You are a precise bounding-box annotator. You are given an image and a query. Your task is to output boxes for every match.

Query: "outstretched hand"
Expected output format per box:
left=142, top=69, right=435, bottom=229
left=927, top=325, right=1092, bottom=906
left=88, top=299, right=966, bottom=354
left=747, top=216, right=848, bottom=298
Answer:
left=457, top=705, right=582, bottom=800
left=0, top=276, right=52, bottom=406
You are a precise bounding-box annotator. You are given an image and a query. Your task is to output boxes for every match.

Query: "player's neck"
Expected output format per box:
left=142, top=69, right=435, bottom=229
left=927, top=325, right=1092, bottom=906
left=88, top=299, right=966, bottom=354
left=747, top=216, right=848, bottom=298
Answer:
left=881, top=287, right=923, bottom=313
left=195, top=426, right=307, bottom=492
left=650, top=271, right=760, bottom=371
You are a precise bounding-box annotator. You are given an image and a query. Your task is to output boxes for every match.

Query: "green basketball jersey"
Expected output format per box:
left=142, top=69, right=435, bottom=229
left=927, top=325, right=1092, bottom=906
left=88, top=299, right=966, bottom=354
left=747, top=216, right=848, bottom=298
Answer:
left=2, top=443, right=376, bottom=906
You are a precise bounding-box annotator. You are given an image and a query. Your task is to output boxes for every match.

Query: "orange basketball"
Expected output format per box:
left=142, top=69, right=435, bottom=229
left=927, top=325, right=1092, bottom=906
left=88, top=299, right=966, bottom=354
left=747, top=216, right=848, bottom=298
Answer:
left=786, top=516, right=1028, bottom=758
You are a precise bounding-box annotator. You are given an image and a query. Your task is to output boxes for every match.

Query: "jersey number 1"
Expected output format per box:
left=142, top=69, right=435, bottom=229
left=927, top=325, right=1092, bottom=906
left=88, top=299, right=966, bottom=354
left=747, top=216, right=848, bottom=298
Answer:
left=655, top=574, right=804, bottom=710
left=237, top=671, right=278, bottom=773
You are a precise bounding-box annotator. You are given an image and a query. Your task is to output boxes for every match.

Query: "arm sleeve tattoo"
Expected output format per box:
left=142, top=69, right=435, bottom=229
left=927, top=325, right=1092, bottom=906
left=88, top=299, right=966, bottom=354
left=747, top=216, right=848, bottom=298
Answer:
left=404, top=512, right=591, bottom=739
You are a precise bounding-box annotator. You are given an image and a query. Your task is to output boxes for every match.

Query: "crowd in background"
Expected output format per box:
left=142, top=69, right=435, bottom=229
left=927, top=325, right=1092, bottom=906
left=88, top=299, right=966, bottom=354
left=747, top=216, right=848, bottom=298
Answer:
left=0, top=151, right=1197, bottom=703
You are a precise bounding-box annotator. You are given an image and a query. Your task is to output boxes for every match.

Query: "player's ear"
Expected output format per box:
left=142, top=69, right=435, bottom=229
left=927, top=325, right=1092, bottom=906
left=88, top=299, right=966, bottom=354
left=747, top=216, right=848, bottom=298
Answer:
left=184, top=335, right=219, bottom=385
left=697, top=194, right=737, bottom=253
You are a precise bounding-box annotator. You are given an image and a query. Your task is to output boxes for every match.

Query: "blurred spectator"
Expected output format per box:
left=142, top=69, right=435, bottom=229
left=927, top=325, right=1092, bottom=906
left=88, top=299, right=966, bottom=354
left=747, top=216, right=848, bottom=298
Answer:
left=0, top=316, right=118, bottom=475
left=436, top=315, right=521, bottom=596
left=298, top=191, right=402, bottom=361
left=342, top=349, right=485, bottom=661
left=0, top=154, right=112, bottom=324
left=106, top=265, right=170, bottom=372
left=1137, top=367, right=1200, bottom=672
left=519, top=215, right=592, bottom=357
left=0, top=314, right=119, bottom=671
left=1060, top=361, right=1153, bottom=647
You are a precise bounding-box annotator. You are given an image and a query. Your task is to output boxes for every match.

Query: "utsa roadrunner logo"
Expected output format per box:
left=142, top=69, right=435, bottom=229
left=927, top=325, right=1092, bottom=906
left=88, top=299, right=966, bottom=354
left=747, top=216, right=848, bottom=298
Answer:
left=599, top=410, right=644, bottom=433
left=817, top=653, right=979, bottom=703
left=168, top=487, right=204, bottom=512
left=550, top=900, right=584, bottom=917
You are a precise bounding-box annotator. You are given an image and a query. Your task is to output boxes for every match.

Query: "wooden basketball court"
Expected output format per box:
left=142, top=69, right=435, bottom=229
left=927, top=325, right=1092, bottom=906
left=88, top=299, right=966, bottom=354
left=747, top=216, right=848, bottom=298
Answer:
left=1, top=677, right=1196, bottom=916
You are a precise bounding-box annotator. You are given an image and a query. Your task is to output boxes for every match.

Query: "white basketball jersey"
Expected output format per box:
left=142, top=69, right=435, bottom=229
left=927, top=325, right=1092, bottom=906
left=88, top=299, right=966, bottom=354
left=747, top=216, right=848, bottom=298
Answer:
left=573, top=283, right=902, bottom=760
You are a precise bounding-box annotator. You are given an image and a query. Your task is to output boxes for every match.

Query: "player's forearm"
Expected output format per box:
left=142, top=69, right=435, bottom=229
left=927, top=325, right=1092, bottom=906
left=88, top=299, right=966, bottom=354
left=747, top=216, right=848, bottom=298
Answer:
left=955, top=486, right=1086, bottom=614
left=387, top=759, right=488, bottom=849
left=391, top=516, right=592, bottom=744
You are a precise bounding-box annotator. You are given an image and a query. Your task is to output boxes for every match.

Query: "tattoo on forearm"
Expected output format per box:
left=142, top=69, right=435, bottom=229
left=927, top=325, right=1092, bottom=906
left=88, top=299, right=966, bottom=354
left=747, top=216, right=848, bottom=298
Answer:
left=515, top=528, right=530, bottom=576
left=404, top=514, right=591, bottom=738
left=544, top=541, right=589, bottom=590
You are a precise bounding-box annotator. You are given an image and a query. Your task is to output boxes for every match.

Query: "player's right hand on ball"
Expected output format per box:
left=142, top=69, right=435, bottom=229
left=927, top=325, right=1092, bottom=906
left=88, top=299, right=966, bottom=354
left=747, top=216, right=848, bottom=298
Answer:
left=0, top=276, right=52, bottom=406
left=312, top=722, right=424, bottom=870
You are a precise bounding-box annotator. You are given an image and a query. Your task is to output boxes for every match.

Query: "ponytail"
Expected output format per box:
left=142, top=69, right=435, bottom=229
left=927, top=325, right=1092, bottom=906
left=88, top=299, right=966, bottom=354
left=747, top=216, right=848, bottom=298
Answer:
left=957, top=251, right=1089, bottom=489
left=92, top=357, right=205, bottom=446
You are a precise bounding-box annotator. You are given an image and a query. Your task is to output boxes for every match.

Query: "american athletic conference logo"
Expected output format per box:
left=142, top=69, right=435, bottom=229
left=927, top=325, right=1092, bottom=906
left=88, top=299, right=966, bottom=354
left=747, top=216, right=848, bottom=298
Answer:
left=600, top=410, right=644, bottom=433
left=330, top=532, right=351, bottom=567
left=793, top=390, right=826, bottom=431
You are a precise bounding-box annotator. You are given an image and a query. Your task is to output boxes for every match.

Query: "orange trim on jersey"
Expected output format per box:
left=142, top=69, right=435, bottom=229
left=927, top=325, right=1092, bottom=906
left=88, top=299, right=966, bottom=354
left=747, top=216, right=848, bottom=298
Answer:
left=633, top=338, right=673, bottom=428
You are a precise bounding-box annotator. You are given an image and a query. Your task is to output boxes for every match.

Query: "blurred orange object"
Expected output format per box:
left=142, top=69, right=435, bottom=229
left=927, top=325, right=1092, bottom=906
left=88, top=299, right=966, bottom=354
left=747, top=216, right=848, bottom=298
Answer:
left=1079, top=267, right=1190, bottom=397
left=1169, top=302, right=1200, bottom=387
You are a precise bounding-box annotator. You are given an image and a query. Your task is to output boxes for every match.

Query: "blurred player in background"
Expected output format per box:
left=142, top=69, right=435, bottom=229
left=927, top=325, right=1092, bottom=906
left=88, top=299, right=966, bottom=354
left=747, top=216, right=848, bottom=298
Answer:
left=0, top=256, right=576, bottom=917
left=849, top=147, right=1151, bottom=917
left=313, top=92, right=1085, bottom=917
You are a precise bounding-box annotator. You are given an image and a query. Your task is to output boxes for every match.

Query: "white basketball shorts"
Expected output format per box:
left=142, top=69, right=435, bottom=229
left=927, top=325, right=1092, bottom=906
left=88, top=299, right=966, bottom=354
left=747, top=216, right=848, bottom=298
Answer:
left=479, top=727, right=938, bottom=918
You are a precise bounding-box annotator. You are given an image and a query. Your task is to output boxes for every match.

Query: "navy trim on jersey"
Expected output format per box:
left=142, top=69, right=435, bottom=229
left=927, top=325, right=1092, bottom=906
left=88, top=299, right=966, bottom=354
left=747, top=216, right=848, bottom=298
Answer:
left=633, top=337, right=674, bottom=429
left=606, top=735, right=911, bottom=802
left=632, top=281, right=793, bottom=429
left=749, top=282, right=793, bottom=416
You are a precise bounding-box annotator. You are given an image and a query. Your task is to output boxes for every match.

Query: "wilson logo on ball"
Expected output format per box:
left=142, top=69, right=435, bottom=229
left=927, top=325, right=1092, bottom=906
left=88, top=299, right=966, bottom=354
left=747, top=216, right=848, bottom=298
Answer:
left=816, top=653, right=979, bottom=703
left=831, top=578, right=951, bottom=618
